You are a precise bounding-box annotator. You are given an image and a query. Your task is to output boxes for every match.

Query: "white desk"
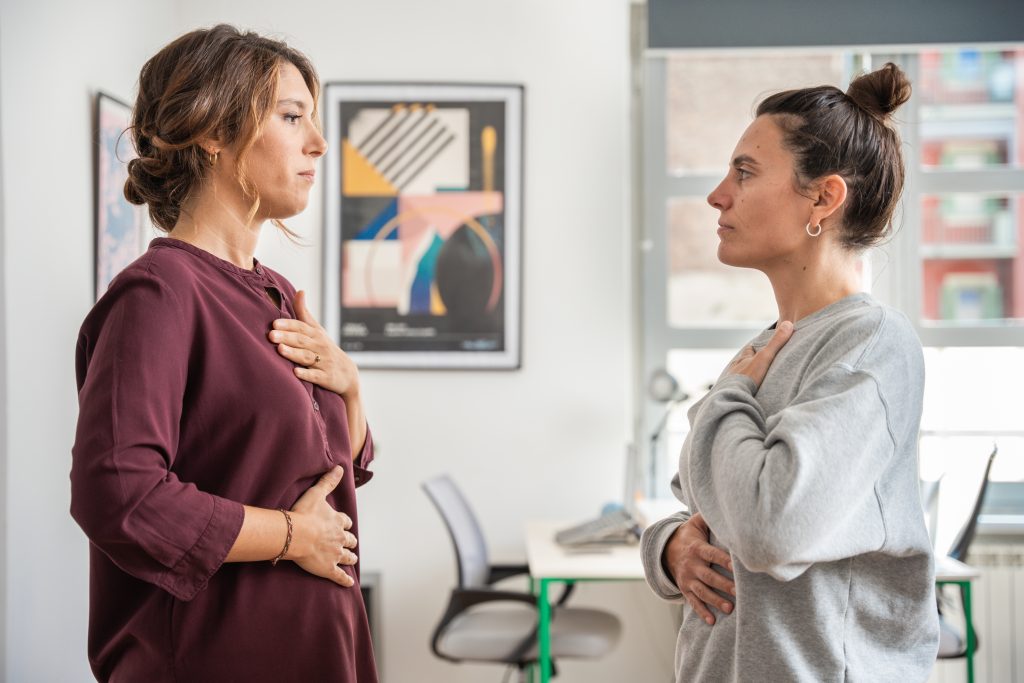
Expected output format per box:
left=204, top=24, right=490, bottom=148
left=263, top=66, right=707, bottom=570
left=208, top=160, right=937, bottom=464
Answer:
left=935, top=555, right=980, bottom=581
left=524, top=520, right=643, bottom=683
left=525, top=520, right=644, bottom=580
left=525, top=520, right=981, bottom=683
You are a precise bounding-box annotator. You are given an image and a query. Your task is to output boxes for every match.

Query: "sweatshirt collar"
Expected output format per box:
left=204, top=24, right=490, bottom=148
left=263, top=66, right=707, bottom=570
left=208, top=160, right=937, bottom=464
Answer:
left=754, top=292, right=873, bottom=345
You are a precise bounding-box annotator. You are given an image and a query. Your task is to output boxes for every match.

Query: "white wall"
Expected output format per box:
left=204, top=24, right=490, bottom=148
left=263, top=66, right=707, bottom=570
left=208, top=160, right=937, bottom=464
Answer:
left=2, top=1, right=678, bottom=680
left=0, top=14, right=7, bottom=677
left=0, top=1, right=178, bottom=680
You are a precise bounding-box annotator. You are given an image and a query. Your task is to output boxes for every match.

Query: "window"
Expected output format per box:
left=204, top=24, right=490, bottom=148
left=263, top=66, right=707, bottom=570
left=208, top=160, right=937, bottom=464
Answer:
left=910, top=49, right=1024, bottom=342
left=639, top=44, right=1024, bottom=502
left=662, top=52, right=851, bottom=330
left=919, top=346, right=1024, bottom=550
left=640, top=49, right=869, bottom=492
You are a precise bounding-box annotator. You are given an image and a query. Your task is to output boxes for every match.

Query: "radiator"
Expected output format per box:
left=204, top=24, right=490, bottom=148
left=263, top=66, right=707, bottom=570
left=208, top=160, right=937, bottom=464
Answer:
left=928, top=543, right=1024, bottom=683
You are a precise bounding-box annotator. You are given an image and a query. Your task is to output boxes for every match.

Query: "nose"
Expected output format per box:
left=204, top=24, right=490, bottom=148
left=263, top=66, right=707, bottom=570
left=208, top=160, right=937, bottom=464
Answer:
left=707, top=177, right=728, bottom=210
left=307, top=125, right=327, bottom=158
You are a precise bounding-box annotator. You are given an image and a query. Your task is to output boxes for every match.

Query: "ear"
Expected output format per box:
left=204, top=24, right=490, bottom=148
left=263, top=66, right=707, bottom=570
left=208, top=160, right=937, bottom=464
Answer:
left=196, top=134, right=224, bottom=157
left=810, top=174, right=848, bottom=225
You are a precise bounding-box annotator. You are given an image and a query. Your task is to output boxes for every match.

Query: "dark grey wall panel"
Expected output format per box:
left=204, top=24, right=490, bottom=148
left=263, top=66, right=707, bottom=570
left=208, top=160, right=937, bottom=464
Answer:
left=649, top=0, right=1024, bottom=49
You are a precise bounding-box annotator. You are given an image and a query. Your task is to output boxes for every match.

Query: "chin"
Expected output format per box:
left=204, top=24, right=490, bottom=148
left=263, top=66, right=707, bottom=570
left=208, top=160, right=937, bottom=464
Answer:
left=285, top=202, right=308, bottom=217
left=266, top=201, right=307, bottom=221
left=717, top=246, right=757, bottom=270
left=717, top=244, right=740, bottom=267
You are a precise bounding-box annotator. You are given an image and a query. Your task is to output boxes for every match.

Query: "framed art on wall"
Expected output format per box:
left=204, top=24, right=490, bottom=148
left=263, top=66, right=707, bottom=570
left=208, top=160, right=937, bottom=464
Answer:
left=322, top=83, right=523, bottom=369
left=94, top=91, right=152, bottom=301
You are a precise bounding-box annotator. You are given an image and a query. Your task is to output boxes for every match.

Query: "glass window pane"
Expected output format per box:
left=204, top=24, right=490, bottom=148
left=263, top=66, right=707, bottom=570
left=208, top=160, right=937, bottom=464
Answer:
left=666, top=53, right=848, bottom=175
left=921, top=347, right=1024, bottom=434
left=656, top=349, right=738, bottom=498
left=919, top=347, right=1024, bottom=553
left=918, top=48, right=1024, bottom=170
left=920, top=435, right=1023, bottom=554
left=667, top=197, right=776, bottom=327
left=919, top=192, right=1024, bottom=324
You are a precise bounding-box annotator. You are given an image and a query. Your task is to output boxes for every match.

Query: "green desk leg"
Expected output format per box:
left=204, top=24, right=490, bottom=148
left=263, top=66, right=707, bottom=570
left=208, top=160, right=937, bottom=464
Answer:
left=962, top=580, right=975, bottom=683
left=538, top=578, right=553, bottom=683
left=937, top=579, right=975, bottom=683
left=527, top=576, right=536, bottom=683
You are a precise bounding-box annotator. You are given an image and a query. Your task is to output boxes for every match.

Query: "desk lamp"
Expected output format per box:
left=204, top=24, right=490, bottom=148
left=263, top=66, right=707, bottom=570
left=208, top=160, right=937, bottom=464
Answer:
left=647, top=368, right=688, bottom=496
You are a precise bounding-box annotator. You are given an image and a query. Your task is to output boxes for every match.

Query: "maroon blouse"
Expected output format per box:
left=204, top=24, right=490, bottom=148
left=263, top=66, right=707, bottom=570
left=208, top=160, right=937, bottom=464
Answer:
left=71, top=238, right=378, bottom=682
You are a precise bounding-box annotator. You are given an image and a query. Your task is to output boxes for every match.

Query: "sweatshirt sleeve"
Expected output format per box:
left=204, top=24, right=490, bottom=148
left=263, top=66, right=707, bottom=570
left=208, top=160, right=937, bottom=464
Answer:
left=687, top=367, right=894, bottom=582
left=640, top=472, right=692, bottom=602
left=70, top=269, right=244, bottom=601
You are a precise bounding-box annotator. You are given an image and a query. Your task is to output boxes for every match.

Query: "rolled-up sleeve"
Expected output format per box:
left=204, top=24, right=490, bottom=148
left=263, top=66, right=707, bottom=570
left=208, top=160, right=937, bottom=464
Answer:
left=640, top=472, right=692, bottom=602
left=641, top=515, right=688, bottom=601
left=71, top=270, right=244, bottom=601
left=352, top=427, right=375, bottom=487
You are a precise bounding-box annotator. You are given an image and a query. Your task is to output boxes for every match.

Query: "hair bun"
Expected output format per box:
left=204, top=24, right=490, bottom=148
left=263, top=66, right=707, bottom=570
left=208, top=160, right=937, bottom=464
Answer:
left=846, top=62, right=911, bottom=120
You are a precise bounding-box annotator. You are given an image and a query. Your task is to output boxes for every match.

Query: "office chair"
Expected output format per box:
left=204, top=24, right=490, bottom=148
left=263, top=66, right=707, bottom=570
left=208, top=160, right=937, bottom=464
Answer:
left=422, top=475, right=621, bottom=681
left=937, top=444, right=997, bottom=659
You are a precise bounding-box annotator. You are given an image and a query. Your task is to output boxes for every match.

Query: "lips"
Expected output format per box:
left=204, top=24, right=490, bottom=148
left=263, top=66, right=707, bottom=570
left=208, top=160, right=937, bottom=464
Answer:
left=299, top=170, right=316, bottom=182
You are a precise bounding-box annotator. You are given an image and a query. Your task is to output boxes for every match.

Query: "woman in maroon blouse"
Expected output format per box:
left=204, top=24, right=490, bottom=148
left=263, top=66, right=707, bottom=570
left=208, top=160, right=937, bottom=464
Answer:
left=71, top=25, right=378, bottom=682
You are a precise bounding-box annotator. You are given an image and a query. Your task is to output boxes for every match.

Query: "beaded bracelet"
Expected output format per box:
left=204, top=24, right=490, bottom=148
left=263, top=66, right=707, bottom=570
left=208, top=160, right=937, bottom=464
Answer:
left=272, top=509, right=293, bottom=566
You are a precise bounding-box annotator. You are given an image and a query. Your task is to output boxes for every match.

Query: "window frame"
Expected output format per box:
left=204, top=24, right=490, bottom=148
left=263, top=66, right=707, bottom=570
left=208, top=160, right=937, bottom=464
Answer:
left=635, top=39, right=1024, bottom=496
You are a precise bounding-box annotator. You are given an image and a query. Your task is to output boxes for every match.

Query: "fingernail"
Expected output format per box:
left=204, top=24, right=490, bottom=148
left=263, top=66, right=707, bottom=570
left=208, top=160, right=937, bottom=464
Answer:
left=722, top=603, right=731, bottom=613
left=705, top=617, right=714, bottom=625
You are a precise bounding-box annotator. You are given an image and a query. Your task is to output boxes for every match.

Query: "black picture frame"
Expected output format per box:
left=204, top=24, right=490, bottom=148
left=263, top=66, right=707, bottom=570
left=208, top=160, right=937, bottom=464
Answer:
left=322, top=82, right=524, bottom=369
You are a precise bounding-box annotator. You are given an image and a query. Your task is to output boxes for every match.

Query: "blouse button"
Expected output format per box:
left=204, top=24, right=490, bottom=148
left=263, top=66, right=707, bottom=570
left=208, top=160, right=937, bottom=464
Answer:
left=312, top=400, right=320, bottom=411
left=255, top=265, right=264, bottom=275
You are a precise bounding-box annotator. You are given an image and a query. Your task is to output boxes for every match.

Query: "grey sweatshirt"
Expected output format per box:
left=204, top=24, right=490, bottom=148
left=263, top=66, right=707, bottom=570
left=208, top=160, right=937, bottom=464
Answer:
left=641, top=293, right=939, bottom=682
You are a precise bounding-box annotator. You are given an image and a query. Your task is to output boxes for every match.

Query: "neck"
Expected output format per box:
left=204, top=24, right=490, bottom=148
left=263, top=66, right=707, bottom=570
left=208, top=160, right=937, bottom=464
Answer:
left=169, top=185, right=264, bottom=269
left=764, top=245, right=862, bottom=324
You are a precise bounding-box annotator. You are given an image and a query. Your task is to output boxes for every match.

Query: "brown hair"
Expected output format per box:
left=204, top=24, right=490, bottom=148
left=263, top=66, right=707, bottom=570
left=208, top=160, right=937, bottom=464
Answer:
left=124, top=24, right=320, bottom=233
left=756, top=62, right=912, bottom=249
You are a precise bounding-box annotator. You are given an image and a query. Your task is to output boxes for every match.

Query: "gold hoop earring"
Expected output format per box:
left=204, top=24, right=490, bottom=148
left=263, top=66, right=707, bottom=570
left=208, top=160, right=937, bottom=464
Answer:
left=805, top=222, right=822, bottom=237
left=208, top=150, right=218, bottom=166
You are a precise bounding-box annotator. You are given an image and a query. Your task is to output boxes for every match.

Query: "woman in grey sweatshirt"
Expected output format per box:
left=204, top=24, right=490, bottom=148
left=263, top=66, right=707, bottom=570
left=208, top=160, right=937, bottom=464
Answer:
left=641, top=63, right=940, bottom=682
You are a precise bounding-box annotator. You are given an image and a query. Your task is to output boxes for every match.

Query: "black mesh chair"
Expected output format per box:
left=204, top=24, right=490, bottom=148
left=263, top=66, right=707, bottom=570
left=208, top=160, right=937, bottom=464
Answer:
left=422, top=475, right=621, bottom=681
left=937, top=444, right=997, bottom=659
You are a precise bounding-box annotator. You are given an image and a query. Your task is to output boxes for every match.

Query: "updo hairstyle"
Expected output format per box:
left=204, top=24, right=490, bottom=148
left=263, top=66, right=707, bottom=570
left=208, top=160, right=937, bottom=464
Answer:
left=756, top=62, right=912, bottom=249
left=124, top=24, right=320, bottom=232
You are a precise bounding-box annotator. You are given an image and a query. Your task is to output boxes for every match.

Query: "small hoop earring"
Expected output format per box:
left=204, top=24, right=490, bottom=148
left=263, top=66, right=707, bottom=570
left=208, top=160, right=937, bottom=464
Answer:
left=209, top=151, right=218, bottom=166
left=805, top=222, right=822, bottom=237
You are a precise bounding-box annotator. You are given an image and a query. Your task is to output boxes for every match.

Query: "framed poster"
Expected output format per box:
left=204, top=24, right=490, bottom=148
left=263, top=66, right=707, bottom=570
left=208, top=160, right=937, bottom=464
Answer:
left=323, top=83, right=523, bottom=369
left=94, top=92, right=153, bottom=300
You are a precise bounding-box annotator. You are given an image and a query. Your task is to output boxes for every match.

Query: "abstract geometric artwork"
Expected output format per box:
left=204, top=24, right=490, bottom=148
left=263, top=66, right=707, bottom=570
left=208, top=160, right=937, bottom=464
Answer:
left=94, top=92, right=152, bottom=300
left=323, top=84, right=523, bottom=369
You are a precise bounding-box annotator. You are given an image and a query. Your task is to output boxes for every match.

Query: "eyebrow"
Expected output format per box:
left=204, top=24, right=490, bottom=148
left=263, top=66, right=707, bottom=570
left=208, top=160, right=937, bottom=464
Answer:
left=732, top=154, right=760, bottom=168
left=277, top=98, right=308, bottom=110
